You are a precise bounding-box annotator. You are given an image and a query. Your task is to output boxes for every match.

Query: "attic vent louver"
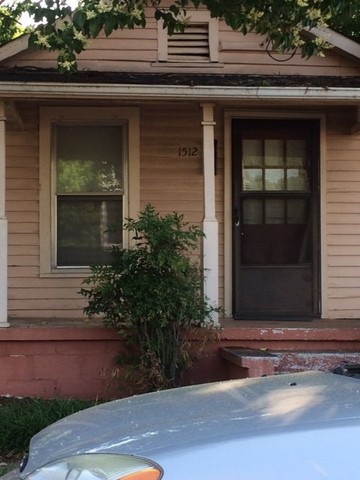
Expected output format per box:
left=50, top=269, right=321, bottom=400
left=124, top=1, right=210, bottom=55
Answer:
left=168, top=23, right=210, bottom=61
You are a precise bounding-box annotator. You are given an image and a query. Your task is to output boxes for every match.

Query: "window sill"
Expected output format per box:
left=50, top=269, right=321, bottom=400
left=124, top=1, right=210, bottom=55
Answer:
left=40, top=269, right=90, bottom=278
left=151, top=61, right=224, bottom=68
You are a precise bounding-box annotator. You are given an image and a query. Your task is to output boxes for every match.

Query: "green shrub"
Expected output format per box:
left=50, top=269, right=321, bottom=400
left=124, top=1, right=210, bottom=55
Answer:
left=81, top=205, right=220, bottom=392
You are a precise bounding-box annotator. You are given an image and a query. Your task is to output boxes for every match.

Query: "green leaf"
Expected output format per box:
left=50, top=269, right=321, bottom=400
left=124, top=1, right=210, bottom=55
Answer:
left=89, top=18, right=102, bottom=38
left=169, top=4, right=179, bottom=15
left=73, top=10, right=87, bottom=29
left=104, top=17, right=118, bottom=36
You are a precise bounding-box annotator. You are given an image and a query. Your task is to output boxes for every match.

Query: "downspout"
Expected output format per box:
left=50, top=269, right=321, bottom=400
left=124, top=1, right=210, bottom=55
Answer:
left=0, top=101, right=9, bottom=327
left=201, top=103, right=219, bottom=323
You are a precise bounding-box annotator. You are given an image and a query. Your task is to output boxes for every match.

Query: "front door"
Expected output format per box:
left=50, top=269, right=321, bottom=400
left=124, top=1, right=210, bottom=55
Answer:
left=232, top=119, right=320, bottom=319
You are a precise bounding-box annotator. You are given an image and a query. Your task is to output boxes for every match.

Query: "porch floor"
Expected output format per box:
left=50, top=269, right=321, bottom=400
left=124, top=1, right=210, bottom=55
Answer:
left=6, top=315, right=360, bottom=346
left=8, top=316, right=360, bottom=329
left=221, top=317, right=360, bottom=329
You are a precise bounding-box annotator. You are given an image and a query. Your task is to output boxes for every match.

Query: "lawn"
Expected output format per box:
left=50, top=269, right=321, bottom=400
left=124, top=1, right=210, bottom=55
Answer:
left=0, top=396, right=95, bottom=476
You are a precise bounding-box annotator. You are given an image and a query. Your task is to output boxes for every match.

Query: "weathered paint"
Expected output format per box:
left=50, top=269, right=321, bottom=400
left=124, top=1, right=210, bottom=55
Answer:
left=1, top=321, right=360, bottom=398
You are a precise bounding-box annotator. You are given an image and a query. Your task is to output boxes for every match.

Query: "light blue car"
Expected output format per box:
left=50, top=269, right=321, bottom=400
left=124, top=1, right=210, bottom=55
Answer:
left=5, top=370, right=360, bottom=479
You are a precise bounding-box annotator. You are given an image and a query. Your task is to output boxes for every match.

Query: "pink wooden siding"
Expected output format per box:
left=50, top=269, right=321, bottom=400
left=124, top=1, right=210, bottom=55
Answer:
left=6, top=103, right=86, bottom=318
left=140, top=104, right=225, bottom=306
left=1, top=13, right=360, bottom=321
left=140, top=104, right=204, bottom=220
left=5, top=101, right=360, bottom=320
left=217, top=28, right=359, bottom=75
left=3, top=16, right=359, bottom=75
left=327, top=110, right=360, bottom=318
left=5, top=102, right=222, bottom=318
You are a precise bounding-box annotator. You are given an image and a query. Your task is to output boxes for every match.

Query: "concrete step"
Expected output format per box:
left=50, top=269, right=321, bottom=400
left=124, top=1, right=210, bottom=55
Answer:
left=220, top=347, right=280, bottom=378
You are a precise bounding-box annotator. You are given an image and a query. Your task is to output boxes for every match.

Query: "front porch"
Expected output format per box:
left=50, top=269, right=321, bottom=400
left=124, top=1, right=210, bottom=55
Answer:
left=2, top=317, right=360, bottom=400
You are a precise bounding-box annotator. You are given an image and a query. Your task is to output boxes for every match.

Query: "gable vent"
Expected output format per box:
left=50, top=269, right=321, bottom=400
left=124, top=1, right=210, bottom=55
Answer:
left=168, top=23, right=210, bottom=61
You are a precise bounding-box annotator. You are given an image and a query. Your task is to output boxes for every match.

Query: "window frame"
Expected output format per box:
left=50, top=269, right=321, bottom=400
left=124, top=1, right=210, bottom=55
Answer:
left=39, top=107, right=140, bottom=276
left=157, top=10, right=219, bottom=63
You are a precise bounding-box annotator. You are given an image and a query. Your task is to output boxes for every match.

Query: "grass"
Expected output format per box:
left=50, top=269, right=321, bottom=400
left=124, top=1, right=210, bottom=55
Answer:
left=0, top=396, right=95, bottom=476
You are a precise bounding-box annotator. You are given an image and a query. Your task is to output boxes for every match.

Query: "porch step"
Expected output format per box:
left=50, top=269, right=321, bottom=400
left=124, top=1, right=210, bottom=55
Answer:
left=220, top=347, right=280, bottom=378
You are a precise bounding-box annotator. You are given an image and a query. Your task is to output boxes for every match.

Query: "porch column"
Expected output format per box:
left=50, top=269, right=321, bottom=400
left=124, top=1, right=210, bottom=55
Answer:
left=201, top=103, right=218, bottom=323
left=0, top=102, right=9, bottom=327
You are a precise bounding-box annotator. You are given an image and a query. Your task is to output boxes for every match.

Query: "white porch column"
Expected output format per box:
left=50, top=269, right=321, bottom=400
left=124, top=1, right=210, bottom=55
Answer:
left=0, top=102, right=9, bottom=327
left=201, top=103, right=219, bottom=323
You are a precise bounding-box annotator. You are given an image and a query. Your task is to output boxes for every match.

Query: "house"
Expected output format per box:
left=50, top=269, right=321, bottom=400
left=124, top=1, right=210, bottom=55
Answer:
left=0, top=8, right=360, bottom=398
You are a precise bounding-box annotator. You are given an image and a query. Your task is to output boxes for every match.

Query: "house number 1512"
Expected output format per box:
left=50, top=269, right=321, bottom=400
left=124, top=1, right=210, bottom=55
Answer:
left=178, top=147, right=198, bottom=157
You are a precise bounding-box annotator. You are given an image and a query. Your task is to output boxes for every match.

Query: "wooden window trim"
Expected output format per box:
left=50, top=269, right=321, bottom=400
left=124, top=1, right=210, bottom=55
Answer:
left=39, top=106, right=140, bottom=277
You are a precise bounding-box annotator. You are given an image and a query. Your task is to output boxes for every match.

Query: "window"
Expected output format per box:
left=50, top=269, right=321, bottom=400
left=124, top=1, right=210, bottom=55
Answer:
left=242, top=139, right=310, bottom=193
left=55, top=125, right=123, bottom=267
left=40, top=107, right=140, bottom=275
left=158, top=11, right=218, bottom=63
left=234, top=121, right=314, bottom=266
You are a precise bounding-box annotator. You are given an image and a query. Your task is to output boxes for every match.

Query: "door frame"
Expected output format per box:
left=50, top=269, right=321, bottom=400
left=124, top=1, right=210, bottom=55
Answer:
left=223, top=110, right=328, bottom=319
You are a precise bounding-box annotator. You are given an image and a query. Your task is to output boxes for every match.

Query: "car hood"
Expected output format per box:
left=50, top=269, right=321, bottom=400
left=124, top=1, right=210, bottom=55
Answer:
left=21, top=371, right=360, bottom=477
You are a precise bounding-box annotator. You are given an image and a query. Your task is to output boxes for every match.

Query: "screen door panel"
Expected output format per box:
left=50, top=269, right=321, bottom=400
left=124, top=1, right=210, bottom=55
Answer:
left=232, top=119, right=320, bottom=319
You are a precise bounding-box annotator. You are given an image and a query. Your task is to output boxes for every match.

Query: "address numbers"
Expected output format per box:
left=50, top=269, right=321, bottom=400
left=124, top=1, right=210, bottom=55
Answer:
left=178, top=147, right=199, bottom=157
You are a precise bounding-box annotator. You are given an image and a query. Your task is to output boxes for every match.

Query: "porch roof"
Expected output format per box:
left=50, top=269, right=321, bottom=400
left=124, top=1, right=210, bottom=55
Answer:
left=0, top=71, right=359, bottom=104
left=0, top=70, right=360, bottom=88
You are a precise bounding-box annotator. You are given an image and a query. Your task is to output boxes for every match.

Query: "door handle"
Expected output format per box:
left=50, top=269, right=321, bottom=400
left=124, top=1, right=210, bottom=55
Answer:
left=234, top=209, right=240, bottom=227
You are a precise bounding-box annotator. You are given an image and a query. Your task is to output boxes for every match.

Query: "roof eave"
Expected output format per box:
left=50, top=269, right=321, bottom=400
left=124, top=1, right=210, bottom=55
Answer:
left=0, top=82, right=359, bottom=103
left=0, top=34, right=30, bottom=62
left=302, top=26, right=360, bottom=63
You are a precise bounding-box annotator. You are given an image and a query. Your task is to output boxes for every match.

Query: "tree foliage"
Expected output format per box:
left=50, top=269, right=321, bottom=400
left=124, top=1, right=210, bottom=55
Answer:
left=0, top=0, right=359, bottom=71
left=0, top=2, right=27, bottom=44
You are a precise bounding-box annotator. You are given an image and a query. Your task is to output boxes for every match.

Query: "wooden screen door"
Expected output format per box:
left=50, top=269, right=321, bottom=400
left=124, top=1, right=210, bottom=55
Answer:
left=232, top=119, right=320, bottom=319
